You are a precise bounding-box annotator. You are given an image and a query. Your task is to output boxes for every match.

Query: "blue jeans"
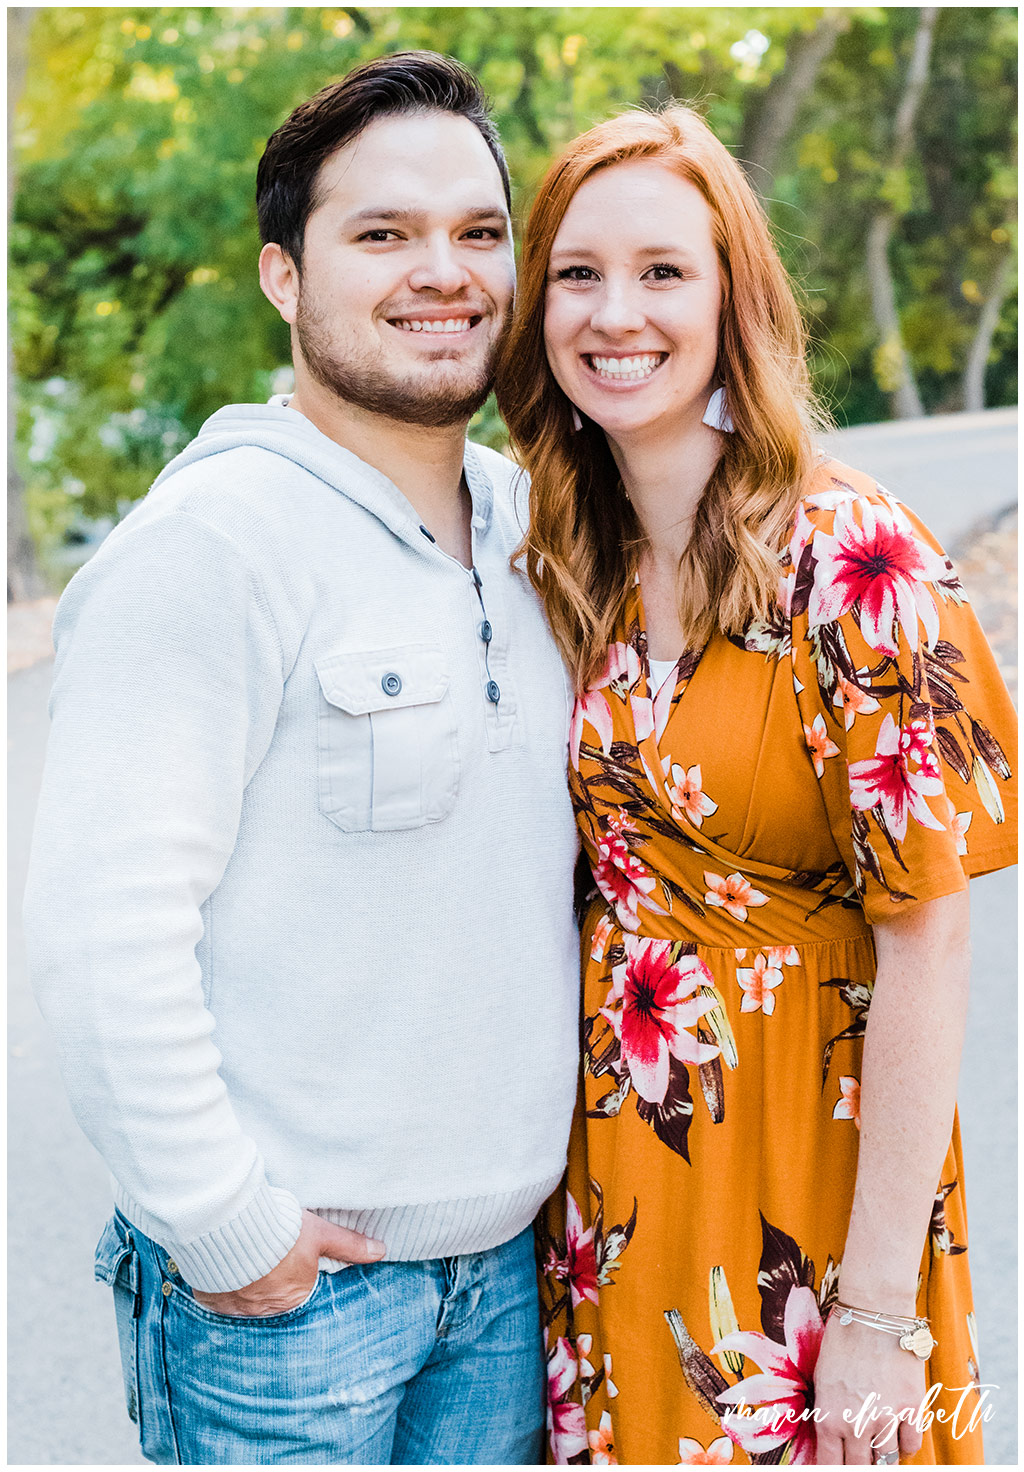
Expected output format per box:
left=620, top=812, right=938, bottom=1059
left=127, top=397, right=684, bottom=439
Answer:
left=95, top=1211, right=545, bottom=1464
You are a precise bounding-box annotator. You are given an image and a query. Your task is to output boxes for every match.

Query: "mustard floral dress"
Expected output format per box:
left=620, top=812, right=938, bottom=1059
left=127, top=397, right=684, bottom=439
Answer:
left=540, top=460, right=1017, bottom=1466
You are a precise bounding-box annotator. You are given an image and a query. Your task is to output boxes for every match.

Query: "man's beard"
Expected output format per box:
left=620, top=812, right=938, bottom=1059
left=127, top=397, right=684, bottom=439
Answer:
left=296, top=294, right=502, bottom=428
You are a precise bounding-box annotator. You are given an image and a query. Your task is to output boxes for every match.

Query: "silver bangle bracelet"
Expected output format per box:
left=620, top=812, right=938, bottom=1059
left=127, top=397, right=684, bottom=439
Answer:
left=832, top=1299, right=936, bottom=1359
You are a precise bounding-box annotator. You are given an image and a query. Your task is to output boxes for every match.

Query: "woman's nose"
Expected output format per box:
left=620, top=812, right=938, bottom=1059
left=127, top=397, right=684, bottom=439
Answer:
left=588, top=284, right=646, bottom=337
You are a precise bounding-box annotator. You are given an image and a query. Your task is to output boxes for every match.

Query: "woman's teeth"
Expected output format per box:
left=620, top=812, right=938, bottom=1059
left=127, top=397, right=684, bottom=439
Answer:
left=588, top=354, right=663, bottom=380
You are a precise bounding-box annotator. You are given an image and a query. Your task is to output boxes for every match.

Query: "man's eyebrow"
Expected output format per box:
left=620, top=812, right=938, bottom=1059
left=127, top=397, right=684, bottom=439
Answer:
left=343, top=205, right=508, bottom=228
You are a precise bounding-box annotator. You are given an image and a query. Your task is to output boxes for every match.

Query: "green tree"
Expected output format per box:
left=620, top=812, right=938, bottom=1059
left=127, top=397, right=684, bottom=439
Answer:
left=10, top=7, right=1017, bottom=574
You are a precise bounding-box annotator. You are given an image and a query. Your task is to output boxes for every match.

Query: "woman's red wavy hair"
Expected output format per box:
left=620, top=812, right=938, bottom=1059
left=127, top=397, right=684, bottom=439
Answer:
left=496, top=106, right=826, bottom=691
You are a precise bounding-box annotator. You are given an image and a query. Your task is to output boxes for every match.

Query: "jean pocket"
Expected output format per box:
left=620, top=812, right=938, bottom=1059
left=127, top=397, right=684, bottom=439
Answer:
left=95, top=1216, right=142, bottom=1426
left=315, top=645, right=460, bottom=831
left=167, top=1269, right=329, bottom=1329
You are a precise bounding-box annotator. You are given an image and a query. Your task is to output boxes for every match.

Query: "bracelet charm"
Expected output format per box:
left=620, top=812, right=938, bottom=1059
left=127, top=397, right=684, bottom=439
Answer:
left=900, top=1325, right=936, bottom=1359
left=832, top=1299, right=936, bottom=1360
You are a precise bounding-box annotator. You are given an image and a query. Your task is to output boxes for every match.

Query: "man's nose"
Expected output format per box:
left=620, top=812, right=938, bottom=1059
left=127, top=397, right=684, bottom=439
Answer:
left=589, top=283, right=646, bottom=337
left=407, top=237, right=472, bottom=296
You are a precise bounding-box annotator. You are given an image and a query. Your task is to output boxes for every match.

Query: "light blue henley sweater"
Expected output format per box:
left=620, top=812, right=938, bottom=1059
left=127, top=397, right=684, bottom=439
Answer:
left=24, top=404, right=580, bottom=1292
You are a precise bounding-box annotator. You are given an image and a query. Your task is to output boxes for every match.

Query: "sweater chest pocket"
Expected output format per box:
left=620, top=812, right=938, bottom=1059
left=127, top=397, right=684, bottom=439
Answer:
left=315, top=645, right=460, bottom=832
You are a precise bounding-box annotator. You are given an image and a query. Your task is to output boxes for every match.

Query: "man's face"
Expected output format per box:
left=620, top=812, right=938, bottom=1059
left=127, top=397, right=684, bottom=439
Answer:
left=291, top=111, right=515, bottom=427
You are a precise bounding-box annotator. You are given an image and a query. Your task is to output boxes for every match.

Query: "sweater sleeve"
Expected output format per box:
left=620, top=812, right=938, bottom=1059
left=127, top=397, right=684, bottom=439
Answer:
left=23, top=510, right=304, bottom=1291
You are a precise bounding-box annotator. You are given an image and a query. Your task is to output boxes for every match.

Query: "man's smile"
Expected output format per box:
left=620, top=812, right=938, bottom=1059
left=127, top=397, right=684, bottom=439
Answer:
left=387, top=312, right=484, bottom=335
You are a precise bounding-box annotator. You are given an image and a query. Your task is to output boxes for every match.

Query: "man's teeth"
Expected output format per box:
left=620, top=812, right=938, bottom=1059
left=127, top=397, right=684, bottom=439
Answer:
left=589, top=354, right=662, bottom=379
left=395, top=318, right=473, bottom=333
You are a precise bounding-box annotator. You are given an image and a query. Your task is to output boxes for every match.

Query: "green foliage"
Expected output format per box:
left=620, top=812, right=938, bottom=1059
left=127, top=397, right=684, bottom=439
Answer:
left=10, top=5, right=1018, bottom=546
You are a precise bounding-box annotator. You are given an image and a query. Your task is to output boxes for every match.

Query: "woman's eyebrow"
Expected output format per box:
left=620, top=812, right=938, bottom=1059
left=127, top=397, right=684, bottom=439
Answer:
left=548, top=243, right=700, bottom=262
left=343, top=204, right=507, bottom=228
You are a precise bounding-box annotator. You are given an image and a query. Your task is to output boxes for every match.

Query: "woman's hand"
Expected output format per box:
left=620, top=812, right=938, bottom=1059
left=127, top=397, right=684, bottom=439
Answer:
left=813, top=1314, right=925, bottom=1464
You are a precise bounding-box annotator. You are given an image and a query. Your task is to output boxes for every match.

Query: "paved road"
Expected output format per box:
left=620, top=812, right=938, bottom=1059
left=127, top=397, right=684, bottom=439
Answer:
left=8, top=410, right=1017, bottom=1465
left=818, top=406, right=1017, bottom=549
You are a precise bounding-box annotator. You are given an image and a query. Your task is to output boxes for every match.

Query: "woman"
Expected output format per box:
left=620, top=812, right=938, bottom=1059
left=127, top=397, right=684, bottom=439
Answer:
left=497, top=108, right=1016, bottom=1465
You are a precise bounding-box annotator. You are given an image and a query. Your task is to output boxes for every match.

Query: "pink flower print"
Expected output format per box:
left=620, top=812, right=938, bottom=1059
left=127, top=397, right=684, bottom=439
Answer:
left=604, top=1353, right=618, bottom=1398
left=704, top=871, right=769, bottom=923
left=805, top=485, right=859, bottom=512
left=808, top=496, right=947, bottom=656
left=763, top=945, right=800, bottom=967
left=833, top=1075, right=861, bottom=1127
left=715, top=1285, right=825, bottom=1463
left=944, top=797, right=973, bottom=856
left=545, top=1191, right=599, bottom=1310
left=631, top=692, right=655, bottom=743
left=545, top=1332, right=588, bottom=1464
left=603, top=938, right=720, bottom=1104
left=589, top=1412, right=617, bottom=1465
left=590, top=912, right=616, bottom=962
left=899, top=717, right=941, bottom=777
left=678, top=1435, right=735, bottom=1464
left=664, top=759, right=719, bottom=828
left=832, top=672, right=881, bottom=731
left=593, top=827, right=664, bottom=934
left=569, top=641, right=642, bottom=768
left=803, top=714, right=840, bottom=778
left=737, top=953, right=784, bottom=1016
left=848, top=713, right=946, bottom=841
left=575, top=1332, right=596, bottom=1378
left=604, top=640, right=642, bottom=689
left=570, top=689, right=614, bottom=770
left=782, top=502, right=818, bottom=616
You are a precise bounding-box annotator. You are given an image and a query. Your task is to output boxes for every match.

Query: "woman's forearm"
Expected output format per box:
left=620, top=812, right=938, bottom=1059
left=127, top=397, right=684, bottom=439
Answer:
left=837, top=890, right=972, bottom=1312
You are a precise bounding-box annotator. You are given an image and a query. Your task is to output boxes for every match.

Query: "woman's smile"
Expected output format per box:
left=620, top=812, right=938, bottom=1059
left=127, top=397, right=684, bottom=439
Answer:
left=543, top=159, right=722, bottom=442
left=582, top=352, right=668, bottom=384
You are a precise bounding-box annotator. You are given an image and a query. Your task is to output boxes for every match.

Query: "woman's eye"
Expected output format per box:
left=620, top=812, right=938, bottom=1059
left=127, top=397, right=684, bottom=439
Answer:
left=552, top=266, right=598, bottom=283
left=646, top=263, right=683, bottom=281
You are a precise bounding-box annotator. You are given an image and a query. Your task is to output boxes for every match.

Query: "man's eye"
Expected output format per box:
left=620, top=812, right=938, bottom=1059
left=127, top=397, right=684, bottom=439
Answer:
left=358, top=230, right=401, bottom=243
left=463, top=227, right=503, bottom=241
left=552, top=266, right=597, bottom=283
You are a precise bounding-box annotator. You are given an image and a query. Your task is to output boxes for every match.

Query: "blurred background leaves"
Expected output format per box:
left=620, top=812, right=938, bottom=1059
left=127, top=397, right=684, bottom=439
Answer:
left=8, top=6, right=1017, bottom=589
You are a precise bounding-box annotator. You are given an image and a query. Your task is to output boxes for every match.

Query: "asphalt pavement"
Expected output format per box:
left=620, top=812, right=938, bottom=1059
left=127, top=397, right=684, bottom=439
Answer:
left=818, top=406, right=1018, bottom=549
left=7, top=409, right=1017, bottom=1465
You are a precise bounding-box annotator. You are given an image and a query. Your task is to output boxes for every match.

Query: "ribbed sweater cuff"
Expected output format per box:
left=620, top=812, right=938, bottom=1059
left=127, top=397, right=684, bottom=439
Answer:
left=314, top=1171, right=564, bottom=1261
left=114, top=1182, right=303, bottom=1292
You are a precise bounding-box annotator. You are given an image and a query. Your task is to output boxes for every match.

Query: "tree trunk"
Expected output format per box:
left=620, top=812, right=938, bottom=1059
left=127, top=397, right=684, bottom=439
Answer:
left=740, top=11, right=848, bottom=195
left=8, top=7, right=45, bottom=601
left=961, top=248, right=1015, bottom=412
left=865, top=6, right=938, bottom=420
left=865, top=212, right=926, bottom=419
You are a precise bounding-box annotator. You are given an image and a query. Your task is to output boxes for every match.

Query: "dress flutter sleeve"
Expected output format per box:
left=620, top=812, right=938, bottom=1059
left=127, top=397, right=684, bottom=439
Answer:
left=787, top=464, right=1017, bottom=926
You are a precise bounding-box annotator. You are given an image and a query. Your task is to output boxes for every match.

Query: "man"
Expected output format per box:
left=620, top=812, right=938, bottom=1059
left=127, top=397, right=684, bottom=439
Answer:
left=24, top=53, right=579, bottom=1465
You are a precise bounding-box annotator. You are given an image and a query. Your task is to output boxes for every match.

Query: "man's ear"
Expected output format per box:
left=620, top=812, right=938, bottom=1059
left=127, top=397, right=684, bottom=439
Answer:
left=259, top=242, right=300, bottom=325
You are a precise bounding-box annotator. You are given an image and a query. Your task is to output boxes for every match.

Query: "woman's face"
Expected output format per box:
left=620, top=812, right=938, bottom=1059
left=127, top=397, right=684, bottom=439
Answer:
left=543, top=160, right=723, bottom=447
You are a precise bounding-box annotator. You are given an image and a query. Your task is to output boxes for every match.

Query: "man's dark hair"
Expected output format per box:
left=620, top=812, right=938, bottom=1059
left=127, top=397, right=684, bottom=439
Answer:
left=257, top=50, right=511, bottom=270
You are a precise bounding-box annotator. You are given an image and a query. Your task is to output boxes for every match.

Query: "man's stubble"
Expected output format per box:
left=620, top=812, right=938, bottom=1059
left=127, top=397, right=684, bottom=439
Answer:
left=296, top=292, right=507, bottom=429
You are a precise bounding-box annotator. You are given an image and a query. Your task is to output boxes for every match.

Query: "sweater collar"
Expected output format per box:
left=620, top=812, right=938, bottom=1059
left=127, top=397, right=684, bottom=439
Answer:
left=153, top=400, right=496, bottom=547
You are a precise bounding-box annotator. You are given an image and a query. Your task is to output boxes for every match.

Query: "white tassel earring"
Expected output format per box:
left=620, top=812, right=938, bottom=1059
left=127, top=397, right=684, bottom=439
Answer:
left=702, top=386, right=735, bottom=433
left=571, top=406, right=583, bottom=432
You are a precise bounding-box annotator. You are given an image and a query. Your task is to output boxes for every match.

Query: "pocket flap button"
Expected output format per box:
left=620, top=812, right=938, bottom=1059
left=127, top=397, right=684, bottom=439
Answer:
left=381, top=672, right=403, bottom=697
left=479, top=620, right=492, bottom=643
left=167, top=1260, right=178, bottom=1275
left=161, top=1282, right=173, bottom=1296
left=486, top=680, right=501, bottom=704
